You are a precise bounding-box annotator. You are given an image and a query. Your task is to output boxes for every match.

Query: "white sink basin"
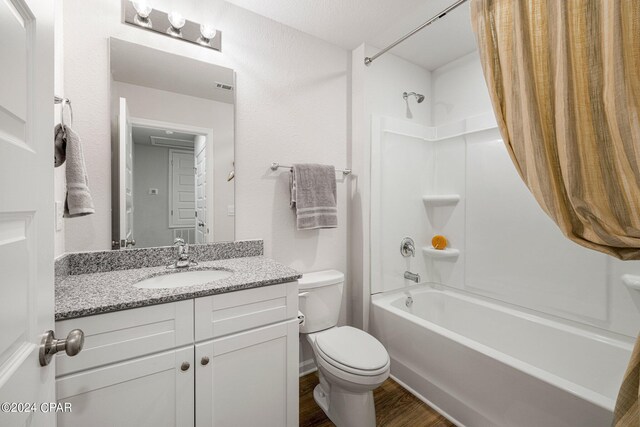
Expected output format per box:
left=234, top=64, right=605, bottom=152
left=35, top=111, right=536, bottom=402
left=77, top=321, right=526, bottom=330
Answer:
left=134, top=269, right=233, bottom=289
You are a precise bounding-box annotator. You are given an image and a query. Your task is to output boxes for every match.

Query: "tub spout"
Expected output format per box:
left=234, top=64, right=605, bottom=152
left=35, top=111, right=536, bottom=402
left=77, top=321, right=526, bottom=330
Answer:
left=404, top=271, right=420, bottom=283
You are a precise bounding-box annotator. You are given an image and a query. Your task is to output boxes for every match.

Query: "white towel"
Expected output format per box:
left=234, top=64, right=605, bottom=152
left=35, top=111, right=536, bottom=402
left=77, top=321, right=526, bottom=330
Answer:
left=55, top=124, right=95, bottom=217
left=290, top=164, right=337, bottom=230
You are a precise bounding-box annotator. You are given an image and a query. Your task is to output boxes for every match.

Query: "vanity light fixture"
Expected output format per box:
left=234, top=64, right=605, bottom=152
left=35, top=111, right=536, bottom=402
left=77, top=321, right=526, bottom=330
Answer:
left=132, top=1, right=152, bottom=28
left=198, top=24, right=217, bottom=46
left=167, top=11, right=185, bottom=37
left=122, top=0, right=222, bottom=52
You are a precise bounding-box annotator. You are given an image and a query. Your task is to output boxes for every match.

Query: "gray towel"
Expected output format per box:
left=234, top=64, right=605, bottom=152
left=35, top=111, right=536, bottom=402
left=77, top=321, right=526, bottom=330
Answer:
left=290, top=164, right=337, bottom=230
left=55, top=124, right=95, bottom=217
left=54, top=125, right=66, bottom=167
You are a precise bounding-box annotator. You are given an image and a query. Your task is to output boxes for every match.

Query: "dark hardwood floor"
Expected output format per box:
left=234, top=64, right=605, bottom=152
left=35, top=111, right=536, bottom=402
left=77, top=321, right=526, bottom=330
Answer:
left=299, top=372, right=454, bottom=427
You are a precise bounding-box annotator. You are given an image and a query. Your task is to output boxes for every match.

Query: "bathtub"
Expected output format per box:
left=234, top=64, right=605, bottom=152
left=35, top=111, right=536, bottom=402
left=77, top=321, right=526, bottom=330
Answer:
left=370, top=284, right=633, bottom=427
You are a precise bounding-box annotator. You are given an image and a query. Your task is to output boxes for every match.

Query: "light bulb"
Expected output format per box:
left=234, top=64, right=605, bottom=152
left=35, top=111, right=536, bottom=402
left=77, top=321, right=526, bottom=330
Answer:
left=200, top=24, right=217, bottom=40
left=168, top=11, right=185, bottom=29
left=132, top=1, right=152, bottom=19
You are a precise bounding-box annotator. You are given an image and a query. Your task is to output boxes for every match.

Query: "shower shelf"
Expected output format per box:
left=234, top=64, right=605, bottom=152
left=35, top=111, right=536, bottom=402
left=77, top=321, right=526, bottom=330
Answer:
left=422, top=247, right=460, bottom=259
left=422, top=195, right=460, bottom=206
left=622, top=275, right=640, bottom=291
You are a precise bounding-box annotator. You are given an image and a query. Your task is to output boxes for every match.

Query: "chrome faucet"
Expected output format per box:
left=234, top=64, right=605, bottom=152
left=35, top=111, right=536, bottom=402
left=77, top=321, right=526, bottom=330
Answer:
left=404, top=271, right=420, bottom=283
left=173, top=238, right=190, bottom=268
left=400, top=237, right=416, bottom=257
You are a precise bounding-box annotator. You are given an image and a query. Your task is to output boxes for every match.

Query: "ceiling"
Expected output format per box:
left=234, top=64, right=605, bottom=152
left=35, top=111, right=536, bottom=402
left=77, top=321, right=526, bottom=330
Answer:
left=110, top=38, right=235, bottom=104
left=132, top=126, right=196, bottom=150
left=225, top=0, right=478, bottom=70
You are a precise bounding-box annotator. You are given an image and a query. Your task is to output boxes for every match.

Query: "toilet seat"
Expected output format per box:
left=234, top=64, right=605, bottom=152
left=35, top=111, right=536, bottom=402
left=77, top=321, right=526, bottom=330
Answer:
left=314, top=326, right=390, bottom=377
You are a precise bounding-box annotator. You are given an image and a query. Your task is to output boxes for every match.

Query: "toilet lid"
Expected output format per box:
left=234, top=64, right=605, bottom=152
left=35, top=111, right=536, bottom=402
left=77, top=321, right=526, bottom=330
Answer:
left=315, top=326, right=389, bottom=374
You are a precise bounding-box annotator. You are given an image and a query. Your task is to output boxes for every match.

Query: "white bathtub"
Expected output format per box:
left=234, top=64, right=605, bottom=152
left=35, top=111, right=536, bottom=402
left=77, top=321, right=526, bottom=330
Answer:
left=370, top=284, right=633, bottom=427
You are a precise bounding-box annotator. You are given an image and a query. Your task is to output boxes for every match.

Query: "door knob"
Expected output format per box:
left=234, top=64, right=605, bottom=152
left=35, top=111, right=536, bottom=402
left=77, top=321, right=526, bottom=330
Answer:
left=201, top=356, right=210, bottom=366
left=39, top=329, right=85, bottom=367
left=120, top=238, right=136, bottom=248
left=181, top=361, right=191, bottom=372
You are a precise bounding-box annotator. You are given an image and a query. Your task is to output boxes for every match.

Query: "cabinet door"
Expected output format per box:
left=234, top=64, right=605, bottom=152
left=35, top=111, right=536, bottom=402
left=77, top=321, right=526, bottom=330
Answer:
left=195, top=320, right=299, bottom=427
left=56, top=346, right=194, bottom=427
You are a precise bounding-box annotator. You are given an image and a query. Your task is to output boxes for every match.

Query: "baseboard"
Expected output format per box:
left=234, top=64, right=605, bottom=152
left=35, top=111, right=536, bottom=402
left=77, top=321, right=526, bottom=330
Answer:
left=299, top=359, right=317, bottom=377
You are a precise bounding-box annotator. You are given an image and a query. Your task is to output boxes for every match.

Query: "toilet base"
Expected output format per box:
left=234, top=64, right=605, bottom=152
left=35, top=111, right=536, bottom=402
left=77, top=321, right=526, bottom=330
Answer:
left=313, top=371, right=377, bottom=427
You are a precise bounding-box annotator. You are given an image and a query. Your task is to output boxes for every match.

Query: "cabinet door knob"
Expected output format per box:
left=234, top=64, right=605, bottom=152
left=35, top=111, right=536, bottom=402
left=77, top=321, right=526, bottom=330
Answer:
left=201, top=356, right=210, bottom=366
left=181, top=361, right=190, bottom=372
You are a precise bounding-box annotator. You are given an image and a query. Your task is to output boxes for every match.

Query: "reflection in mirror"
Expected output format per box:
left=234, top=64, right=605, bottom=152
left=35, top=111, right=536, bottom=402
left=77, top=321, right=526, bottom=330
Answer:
left=110, top=38, right=235, bottom=249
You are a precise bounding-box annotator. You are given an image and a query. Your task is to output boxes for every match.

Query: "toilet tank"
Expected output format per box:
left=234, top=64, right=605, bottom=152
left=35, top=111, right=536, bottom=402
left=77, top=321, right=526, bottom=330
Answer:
left=298, top=270, right=344, bottom=334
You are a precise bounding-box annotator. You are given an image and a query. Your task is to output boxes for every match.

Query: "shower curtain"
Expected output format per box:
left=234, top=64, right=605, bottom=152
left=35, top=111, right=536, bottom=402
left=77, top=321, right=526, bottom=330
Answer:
left=470, top=0, right=640, bottom=425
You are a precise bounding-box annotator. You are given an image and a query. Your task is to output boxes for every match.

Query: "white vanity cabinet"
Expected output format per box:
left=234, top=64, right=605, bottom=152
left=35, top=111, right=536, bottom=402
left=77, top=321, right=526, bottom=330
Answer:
left=54, top=282, right=299, bottom=427
left=194, top=285, right=299, bottom=426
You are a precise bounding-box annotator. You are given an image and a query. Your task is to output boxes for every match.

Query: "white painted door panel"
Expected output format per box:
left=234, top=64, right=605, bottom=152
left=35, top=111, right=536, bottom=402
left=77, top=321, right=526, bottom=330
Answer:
left=170, top=150, right=195, bottom=228
left=195, top=136, right=207, bottom=243
left=56, top=346, right=194, bottom=427
left=195, top=320, right=298, bottom=427
left=118, top=98, right=134, bottom=247
left=0, top=0, right=55, bottom=426
left=118, top=97, right=134, bottom=246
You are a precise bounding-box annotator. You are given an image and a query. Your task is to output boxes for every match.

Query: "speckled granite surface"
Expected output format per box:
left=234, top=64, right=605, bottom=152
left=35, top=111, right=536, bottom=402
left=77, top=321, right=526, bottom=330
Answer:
left=55, top=256, right=302, bottom=320
left=55, top=255, right=69, bottom=279
left=56, top=240, right=264, bottom=276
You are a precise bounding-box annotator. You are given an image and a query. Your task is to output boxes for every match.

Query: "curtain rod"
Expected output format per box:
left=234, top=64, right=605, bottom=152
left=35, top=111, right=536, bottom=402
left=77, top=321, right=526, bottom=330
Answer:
left=364, top=0, right=469, bottom=66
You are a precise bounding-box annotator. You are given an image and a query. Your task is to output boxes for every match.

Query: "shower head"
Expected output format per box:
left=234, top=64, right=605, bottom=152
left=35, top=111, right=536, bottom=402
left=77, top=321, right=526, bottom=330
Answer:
left=403, top=91, right=425, bottom=103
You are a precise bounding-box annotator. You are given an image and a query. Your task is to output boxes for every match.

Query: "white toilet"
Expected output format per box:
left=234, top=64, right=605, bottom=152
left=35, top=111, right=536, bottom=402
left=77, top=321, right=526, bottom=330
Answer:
left=299, top=270, right=390, bottom=427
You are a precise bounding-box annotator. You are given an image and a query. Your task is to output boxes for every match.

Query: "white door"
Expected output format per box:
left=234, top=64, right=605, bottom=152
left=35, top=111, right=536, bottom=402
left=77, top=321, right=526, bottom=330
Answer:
left=170, top=150, right=195, bottom=229
left=0, top=0, right=56, bottom=426
left=118, top=97, right=134, bottom=247
left=194, top=136, right=207, bottom=244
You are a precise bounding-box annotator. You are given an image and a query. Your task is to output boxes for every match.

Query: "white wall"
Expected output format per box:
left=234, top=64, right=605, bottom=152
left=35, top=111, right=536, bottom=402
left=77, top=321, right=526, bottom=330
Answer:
left=370, top=51, right=640, bottom=338
left=431, top=51, right=492, bottom=125
left=350, top=44, right=432, bottom=329
left=59, top=0, right=349, bottom=280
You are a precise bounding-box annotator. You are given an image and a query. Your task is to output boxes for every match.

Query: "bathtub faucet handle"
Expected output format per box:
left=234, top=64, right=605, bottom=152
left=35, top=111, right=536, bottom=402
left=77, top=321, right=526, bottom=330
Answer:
left=400, top=237, right=416, bottom=257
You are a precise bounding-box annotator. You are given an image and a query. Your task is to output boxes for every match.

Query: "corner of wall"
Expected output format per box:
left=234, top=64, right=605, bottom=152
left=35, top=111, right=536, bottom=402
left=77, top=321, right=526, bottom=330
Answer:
left=349, top=44, right=367, bottom=330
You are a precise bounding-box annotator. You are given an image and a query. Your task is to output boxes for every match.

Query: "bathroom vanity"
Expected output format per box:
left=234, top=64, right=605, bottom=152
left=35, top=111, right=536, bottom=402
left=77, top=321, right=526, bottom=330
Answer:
left=53, top=242, right=300, bottom=427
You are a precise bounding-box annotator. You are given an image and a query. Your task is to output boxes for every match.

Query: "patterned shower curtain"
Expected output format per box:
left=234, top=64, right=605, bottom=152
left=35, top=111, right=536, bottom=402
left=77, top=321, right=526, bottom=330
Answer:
left=470, top=0, right=640, bottom=424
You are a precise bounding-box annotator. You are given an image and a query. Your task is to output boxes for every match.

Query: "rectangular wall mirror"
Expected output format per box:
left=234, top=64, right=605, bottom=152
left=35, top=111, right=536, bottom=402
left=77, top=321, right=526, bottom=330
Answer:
left=110, top=38, right=235, bottom=249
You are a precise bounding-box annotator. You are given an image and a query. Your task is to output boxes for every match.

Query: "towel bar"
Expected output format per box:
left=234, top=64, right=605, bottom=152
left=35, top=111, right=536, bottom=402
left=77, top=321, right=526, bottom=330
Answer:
left=270, top=162, right=352, bottom=176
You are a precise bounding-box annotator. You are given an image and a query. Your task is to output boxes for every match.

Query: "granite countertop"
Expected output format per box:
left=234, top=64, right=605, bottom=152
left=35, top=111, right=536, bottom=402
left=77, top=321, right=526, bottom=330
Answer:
left=55, top=256, right=302, bottom=320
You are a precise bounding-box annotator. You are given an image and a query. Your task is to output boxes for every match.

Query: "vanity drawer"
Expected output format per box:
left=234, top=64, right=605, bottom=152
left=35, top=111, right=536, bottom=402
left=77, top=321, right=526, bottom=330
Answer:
left=194, top=282, right=297, bottom=342
left=55, top=300, right=194, bottom=376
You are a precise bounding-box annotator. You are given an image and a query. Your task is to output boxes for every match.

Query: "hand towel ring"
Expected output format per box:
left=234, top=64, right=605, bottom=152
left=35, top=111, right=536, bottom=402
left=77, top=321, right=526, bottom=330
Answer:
left=54, top=96, right=73, bottom=130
